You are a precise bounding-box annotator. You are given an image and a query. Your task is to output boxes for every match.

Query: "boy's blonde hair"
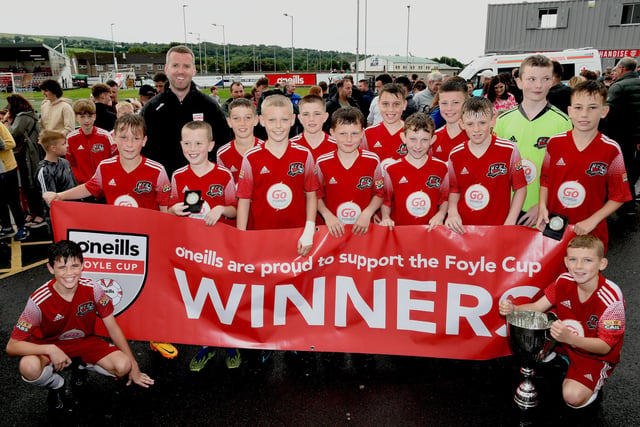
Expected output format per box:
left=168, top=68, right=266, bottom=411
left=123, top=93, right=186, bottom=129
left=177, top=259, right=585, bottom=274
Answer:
left=403, top=112, right=435, bottom=135
left=567, top=235, right=605, bottom=258
left=39, top=129, right=66, bottom=150
left=113, top=114, right=146, bottom=137
left=261, top=94, right=293, bottom=115
left=73, top=99, right=96, bottom=115
left=116, top=102, right=135, bottom=115
left=461, top=97, right=493, bottom=118
left=299, top=94, right=326, bottom=111
left=228, top=97, right=257, bottom=115
left=519, top=54, right=553, bottom=77
left=182, top=120, right=213, bottom=142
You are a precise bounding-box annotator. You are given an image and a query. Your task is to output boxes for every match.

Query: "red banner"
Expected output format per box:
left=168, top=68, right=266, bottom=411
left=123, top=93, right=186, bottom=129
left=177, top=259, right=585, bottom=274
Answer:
left=266, top=73, right=317, bottom=86
left=50, top=202, right=572, bottom=360
left=599, top=49, right=639, bottom=58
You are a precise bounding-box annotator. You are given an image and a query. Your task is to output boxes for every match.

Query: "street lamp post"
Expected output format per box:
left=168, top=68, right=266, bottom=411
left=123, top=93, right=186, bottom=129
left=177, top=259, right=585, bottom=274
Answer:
left=283, top=13, right=294, bottom=71
left=189, top=31, right=202, bottom=73
left=110, top=23, right=117, bottom=76
left=182, top=5, right=188, bottom=44
left=212, top=23, right=227, bottom=75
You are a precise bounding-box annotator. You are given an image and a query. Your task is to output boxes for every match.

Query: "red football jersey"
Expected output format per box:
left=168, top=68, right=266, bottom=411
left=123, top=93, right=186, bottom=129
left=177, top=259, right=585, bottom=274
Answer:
left=11, top=278, right=114, bottom=343
left=544, top=273, right=625, bottom=364
left=384, top=156, right=449, bottom=225
left=66, top=127, right=116, bottom=184
left=431, top=125, right=467, bottom=162
left=85, top=156, right=171, bottom=210
left=170, top=164, right=237, bottom=223
left=540, top=131, right=631, bottom=247
left=236, top=142, right=319, bottom=230
left=448, top=135, right=527, bottom=225
left=361, top=122, right=407, bottom=169
left=216, top=137, right=262, bottom=183
left=315, top=150, right=384, bottom=224
left=290, top=132, right=336, bottom=162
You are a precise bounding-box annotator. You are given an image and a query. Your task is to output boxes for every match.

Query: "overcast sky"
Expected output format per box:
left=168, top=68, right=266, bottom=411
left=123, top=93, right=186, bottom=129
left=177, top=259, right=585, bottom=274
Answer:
left=4, top=0, right=522, bottom=63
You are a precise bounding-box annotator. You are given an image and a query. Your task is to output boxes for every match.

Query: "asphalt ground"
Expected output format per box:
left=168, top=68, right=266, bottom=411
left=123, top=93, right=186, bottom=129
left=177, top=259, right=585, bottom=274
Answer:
left=0, top=212, right=639, bottom=427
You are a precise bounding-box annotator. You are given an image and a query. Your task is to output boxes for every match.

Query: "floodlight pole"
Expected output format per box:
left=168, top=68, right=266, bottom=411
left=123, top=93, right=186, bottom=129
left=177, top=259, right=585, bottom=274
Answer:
left=212, top=23, right=227, bottom=75
left=182, top=5, right=188, bottom=44
left=110, top=23, right=117, bottom=75
left=284, top=13, right=294, bottom=71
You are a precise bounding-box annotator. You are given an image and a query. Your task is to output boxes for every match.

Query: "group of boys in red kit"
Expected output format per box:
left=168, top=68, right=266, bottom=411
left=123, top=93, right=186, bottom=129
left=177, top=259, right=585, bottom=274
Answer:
left=8, top=50, right=631, bottom=415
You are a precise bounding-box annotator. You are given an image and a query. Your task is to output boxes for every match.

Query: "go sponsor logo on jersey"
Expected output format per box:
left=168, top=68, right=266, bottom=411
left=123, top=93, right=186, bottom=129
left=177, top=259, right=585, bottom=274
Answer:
left=68, top=230, right=149, bottom=316
left=521, top=159, right=537, bottom=184
left=337, top=202, right=361, bottom=224
left=267, top=183, right=293, bottom=209
left=406, top=191, right=431, bottom=218
left=557, top=181, right=586, bottom=208
left=464, top=184, right=490, bottom=211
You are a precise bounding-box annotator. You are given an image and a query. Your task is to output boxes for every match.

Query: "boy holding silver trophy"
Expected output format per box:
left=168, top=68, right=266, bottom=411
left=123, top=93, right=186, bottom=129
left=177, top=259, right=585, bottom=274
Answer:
left=499, top=235, right=625, bottom=409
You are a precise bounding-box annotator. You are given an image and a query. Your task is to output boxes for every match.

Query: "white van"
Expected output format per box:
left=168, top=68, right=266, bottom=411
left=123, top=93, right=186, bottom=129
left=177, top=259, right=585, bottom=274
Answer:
left=459, top=48, right=601, bottom=88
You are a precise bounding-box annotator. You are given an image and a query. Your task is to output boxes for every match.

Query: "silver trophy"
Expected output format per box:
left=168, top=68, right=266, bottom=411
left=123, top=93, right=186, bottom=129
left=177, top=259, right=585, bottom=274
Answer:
left=506, top=310, right=557, bottom=410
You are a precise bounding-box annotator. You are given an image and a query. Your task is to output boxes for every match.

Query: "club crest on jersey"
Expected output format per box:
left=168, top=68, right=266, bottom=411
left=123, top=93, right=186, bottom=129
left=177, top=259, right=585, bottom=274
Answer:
left=396, top=143, right=408, bottom=156
left=487, top=163, right=507, bottom=178
left=426, top=175, right=441, bottom=188
left=77, top=301, right=95, bottom=316
left=207, top=184, right=224, bottom=197
left=356, top=176, right=373, bottom=190
left=534, top=137, right=549, bottom=149
left=91, top=144, right=105, bottom=153
left=133, top=181, right=153, bottom=194
left=69, top=230, right=149, bottom=316
left=586, top=315, right=599, bottom=330
left=586, top=162, right=607, bottom=176
left=287, top=162, right=305, bottom=177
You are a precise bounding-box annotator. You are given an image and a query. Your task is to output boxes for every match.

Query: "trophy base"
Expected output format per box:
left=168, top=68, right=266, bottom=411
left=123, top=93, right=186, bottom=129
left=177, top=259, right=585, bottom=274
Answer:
left=514, top=372, right=539, bottom=411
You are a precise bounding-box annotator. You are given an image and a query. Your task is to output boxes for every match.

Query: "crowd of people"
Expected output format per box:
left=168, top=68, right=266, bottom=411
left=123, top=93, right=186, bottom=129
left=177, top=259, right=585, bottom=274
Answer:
left=2, top=45, right=638, bottom=414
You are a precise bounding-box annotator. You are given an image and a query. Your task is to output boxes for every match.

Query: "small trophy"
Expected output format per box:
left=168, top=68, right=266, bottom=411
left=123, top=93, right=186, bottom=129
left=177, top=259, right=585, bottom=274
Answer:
left=542, top=213, right=568, bottom=241
left=184, top=190, right=202, bottom=213
left=506, top=311, right=557, bottom=410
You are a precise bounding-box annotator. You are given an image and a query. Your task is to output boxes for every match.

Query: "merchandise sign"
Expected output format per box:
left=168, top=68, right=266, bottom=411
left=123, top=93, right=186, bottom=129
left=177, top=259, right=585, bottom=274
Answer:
left=51, top=202, right=572, bottom=360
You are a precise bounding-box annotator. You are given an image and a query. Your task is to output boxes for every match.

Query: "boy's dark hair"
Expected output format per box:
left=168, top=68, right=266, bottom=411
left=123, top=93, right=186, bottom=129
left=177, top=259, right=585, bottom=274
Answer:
left=73, top=99, right=96, bottom=115
left=579, top=69, right=598, bottom=81
left=378, top=83, right=406, bottom=99
left=48, top=240, right=84, bottom=266
left=551, top=61, right=564, bottom=79
left=114, top=113, right=146, bottom=136
left=571, top=80, right=608, bottom=105
left=39, top=79, right=63, bottom=98
left=331, top=106, right=364, bottom=129
left=567, top=235, right=604, bottom=258
left=91, top=83, right=111, bottom=99
left=375, top=74, right=393, bottom=85
left=39, top=129, right=66, bottom=150
left=299, top=94, right=326, bottom=110
left=404, top=112, right=435, bottom=135
left=255, top=77, right=269, bottom=87
left=318, top=81, right=328, bottom=92
left=228, top=97, right=256, bottom=115
left=519, top=54, right=553, bottom=77
left=105, top=79, right=118, bottom=88
left=153, top=72, right=168, bottom=83
left=439, top=76, right=468, bottom=96
left=461, top=96, right=493, bottom=118
left=182, top=120, right=213, bottom=141
left=395, top=76, right=412, bottom=93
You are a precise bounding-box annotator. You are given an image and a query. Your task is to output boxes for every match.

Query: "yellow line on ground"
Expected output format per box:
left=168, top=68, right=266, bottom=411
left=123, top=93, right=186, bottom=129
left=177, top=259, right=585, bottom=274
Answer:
left=0, top=239, right=52, bottom=279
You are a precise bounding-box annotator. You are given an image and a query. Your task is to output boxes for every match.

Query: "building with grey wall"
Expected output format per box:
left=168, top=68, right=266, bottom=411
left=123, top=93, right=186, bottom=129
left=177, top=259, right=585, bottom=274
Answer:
left=485, top=0, right=640, bottom=68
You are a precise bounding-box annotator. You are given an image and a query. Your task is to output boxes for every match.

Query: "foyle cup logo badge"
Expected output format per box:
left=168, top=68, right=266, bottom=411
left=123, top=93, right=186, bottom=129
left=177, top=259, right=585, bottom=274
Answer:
left=68, top=230, right=149, bottom=316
